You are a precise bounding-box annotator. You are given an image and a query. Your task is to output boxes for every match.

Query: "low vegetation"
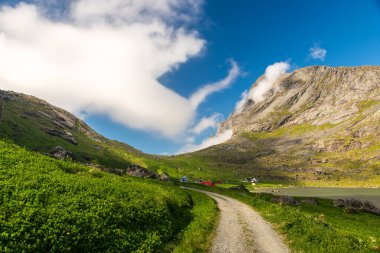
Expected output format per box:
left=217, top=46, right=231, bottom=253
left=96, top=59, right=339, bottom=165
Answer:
left=186, top=183, right=380, bottom=253
left=170, top=190, right=218, bottom=253
left=0, top=139, right=218, bottom=252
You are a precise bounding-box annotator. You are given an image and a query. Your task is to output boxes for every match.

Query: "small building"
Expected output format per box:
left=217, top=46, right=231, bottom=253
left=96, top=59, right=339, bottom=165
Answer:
left=180, top=176, right=188, bottom=183
left=251, top=177, right=259, bottom=185
left=200, top=181, right=215, bottom=187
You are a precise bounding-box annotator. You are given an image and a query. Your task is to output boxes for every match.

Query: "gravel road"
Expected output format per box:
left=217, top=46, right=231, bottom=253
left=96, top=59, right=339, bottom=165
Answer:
left=183, top=188, right=289, bottom=253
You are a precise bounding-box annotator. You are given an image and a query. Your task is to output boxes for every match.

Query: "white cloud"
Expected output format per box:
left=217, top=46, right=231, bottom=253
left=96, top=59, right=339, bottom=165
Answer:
left=0, top=1, right=237, bottom=139
left=177, top=129, right=233, bottom=154
left=192, top=113, right=223, bottom=135
left=71, top=0, right=203, bottom=25
left=189, top=60, right=240, bottom=108
left=309, top=44, right=327, bottom=61
left=233, top=90, right=249, bottom=114
left=249, top=62, right=290, bottom=102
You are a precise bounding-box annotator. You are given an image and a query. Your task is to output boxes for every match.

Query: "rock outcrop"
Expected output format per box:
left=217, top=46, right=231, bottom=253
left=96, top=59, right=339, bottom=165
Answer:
left=50, top=146, right=74, bottom=160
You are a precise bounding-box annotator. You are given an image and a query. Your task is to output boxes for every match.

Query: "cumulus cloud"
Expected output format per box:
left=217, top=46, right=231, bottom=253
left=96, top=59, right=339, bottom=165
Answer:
left=189, top=60, right=240, bottom=108
left=309, top=44, right=327, bottom=61
left=71, top=0, right=204, bottom=25
left=248, top=62, right=290, bottom=102
left=191, top=113, right=223, bottom=135
left=177, top=129, right=233, bottom=154
left=0, top=0, right=237, bottom=139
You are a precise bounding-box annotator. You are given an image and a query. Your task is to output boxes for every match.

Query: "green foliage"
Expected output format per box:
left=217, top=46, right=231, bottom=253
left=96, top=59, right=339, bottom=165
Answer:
left=186, top=183, right=380, bottom=253
left=171, top=190, right=218, bottom=253
left=0, top=140, right=196, bottom=252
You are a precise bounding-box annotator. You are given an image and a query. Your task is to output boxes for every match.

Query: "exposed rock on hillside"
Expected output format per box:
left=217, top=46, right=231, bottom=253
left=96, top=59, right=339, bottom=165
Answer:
left=50, top=146, right=74, bottom=160
left=196, top=66, right=380, bottom=185
left=219, top=66, right=380, bottom=137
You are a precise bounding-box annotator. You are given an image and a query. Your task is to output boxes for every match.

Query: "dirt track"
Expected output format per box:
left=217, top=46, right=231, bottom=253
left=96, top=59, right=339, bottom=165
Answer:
left=183, top=188, right=289, bottom=253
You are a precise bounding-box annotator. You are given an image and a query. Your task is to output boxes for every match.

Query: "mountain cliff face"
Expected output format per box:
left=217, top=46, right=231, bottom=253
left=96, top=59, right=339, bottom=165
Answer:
left=219, top=66, right=380, bottom=137
left=196, top=66, right=380, bottom=186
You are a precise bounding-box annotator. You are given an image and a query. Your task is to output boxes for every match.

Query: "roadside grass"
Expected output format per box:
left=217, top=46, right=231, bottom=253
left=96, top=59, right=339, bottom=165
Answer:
left=169, top=190, right=219, bottom=253
left=184, top=183, right=380, bottom=253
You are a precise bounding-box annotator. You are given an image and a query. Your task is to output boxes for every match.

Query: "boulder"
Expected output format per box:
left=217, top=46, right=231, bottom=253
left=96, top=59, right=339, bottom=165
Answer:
left=333, top=198, right=380, bottom=215
left=230, top=184, right=249, bottom=192
left=50, top=146, right=74, bottom=160
left=126, top=165, right=160, bottom=179
left=160, top=172, right=170, bottom=181
left=301, top=198, right=318, bottom=205
left=271, top=195, right=300, bottom=205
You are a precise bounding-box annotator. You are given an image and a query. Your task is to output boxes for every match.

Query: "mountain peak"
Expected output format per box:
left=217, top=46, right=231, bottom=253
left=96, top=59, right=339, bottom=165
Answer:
left=219, top=65, right=380, bottom=136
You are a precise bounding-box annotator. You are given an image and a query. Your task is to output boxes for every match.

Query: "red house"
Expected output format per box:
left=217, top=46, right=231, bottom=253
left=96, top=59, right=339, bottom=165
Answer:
left=200, top=181, right=215, bottom=187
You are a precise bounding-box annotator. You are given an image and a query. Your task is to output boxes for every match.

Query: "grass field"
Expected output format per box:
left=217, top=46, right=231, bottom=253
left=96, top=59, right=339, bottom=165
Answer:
left=0, top=139, right=219, bottom=252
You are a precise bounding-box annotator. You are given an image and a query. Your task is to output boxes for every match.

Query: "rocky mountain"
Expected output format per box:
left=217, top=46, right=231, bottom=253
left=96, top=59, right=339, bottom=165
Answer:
left=219, top=66, right=380, bottom=136
left=194, top=66, right=380, bottom=186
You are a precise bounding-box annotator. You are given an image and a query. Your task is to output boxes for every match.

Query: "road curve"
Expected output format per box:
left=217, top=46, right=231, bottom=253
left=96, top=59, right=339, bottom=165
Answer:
left=182, top=187, right=289, bottom=253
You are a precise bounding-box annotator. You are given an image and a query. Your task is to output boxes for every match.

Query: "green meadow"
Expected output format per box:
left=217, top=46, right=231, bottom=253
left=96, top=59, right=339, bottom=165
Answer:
left=0, top=139, right=217, bottom=252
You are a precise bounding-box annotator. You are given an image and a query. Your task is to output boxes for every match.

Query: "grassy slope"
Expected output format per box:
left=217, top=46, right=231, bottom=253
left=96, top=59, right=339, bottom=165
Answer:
left=0, top=139, right=218, bottom=252
left=186, top=183, right=380, bottom=253
left=0, top=94, right=147, bottom=169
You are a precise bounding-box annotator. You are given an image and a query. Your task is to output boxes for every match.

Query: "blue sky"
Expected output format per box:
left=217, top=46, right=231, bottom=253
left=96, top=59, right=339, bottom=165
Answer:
left=1, top=0, right=380, bottom=154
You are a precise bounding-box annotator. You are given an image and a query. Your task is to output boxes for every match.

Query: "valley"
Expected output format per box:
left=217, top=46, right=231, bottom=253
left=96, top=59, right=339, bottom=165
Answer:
left=0, top=65, right=380, bottom=252
left=0, top=0, right=379, bottom=252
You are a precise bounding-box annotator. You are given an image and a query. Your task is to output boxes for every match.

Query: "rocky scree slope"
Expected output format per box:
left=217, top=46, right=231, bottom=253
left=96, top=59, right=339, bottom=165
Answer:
left=199, top=66, right=380, bottom=185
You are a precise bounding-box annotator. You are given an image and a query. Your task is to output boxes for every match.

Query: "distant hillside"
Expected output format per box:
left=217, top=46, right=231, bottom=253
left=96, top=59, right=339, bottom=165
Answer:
left=188, top=66, right=380, bottom=186
left=0, top=90, right=146, bottom=169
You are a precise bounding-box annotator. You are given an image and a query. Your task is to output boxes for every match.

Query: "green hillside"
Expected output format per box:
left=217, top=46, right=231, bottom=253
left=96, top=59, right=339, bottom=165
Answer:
left=0, top=139, right=217, bottom=252
left=0, top=90, right=146, bottom=169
